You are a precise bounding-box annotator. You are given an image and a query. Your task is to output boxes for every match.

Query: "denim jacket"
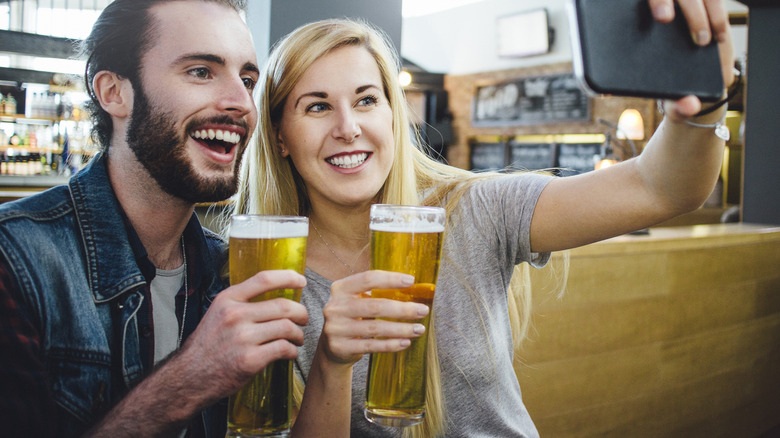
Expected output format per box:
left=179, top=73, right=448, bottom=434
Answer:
left=0, top=153, right=228, bottom=437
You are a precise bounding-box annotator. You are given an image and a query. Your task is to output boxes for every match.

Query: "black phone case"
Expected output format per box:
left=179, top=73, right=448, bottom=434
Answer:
left=569, top=0, right=724, bottom=102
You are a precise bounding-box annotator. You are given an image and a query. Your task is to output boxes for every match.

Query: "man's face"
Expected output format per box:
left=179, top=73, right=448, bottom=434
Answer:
left=126, top=1, right=259, bottom=203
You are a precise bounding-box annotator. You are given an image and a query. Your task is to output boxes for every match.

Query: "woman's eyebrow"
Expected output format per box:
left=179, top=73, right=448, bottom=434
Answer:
left=295, top=91, right=328, bottom=108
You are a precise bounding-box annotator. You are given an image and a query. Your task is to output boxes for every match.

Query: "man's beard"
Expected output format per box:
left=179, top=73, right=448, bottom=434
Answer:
left=125, top=85, right=247, bottom=203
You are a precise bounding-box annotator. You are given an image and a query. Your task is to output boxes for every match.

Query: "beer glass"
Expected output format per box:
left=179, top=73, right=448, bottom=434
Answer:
left=227, top=215, right=308, bottom=438
left=364, top=204, right=446, bottom=427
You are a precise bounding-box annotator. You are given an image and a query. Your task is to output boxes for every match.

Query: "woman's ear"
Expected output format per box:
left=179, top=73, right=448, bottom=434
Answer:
left=92, top=71, right=133, bottom=118
left=276, top=130, right=289, bottom=157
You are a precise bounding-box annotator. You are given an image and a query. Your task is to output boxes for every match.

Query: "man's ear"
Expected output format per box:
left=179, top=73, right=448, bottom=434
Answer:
left=92, top=71, right=133, bottom=118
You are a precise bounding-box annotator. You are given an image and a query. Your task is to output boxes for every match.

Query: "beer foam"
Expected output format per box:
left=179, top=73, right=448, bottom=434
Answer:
left=370, top=205, right=445, bottom=233
left=370, top=220, right=444, bottom=233
left=230, top=218, right=309, bottom=239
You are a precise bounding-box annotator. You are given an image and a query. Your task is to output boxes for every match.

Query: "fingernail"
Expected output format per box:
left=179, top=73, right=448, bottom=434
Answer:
left=654, top=5, right=673, bottom=21
left=400, top=339, right=411, bottom=347
left=400, top=274, right=415, bottom=286
left=413, top=324, right=426, bottom=335
left=417, top=304, right=430, bottom=317
left=695, top=30, right=711, bottom=46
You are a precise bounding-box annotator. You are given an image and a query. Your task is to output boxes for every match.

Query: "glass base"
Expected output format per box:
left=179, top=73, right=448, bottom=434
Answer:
left=226, top=430, right=289, bottom=438
left=364, top=408, right=425, bottom=427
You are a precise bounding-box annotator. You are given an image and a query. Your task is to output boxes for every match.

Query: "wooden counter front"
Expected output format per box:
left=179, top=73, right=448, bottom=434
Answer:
left=517, top=223, right=780, bottom=437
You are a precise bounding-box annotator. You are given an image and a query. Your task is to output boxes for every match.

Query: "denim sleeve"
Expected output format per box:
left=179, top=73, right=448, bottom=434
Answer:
left=0, top=255, right=58, bottom=437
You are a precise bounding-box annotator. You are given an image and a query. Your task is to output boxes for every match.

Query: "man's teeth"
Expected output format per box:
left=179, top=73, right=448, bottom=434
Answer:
left=327, top=153, right=368, bottom=169
left=192, top=129, right=241, bottom=144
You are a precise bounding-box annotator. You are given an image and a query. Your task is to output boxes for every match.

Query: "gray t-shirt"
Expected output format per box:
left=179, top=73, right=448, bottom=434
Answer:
left=296, top=173, right=553, bottom=437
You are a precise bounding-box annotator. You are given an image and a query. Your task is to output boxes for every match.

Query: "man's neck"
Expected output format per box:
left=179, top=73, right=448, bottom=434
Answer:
left=106, top=146, right=194, bottom=269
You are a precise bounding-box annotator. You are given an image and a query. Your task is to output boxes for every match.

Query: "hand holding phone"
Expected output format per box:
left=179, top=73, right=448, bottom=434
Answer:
left=568, top=0, right=724, bottom=102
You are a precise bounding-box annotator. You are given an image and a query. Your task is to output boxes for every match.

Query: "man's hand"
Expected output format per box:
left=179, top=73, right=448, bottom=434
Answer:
left=86, top=269, right=308, bottom=437
left=178, top=269, right=309, bottom=398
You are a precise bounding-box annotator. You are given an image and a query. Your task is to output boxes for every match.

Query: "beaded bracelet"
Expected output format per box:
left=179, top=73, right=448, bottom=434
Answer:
left=656, top=100, right=730, bottom=141
left=694, top=66, right=742, bottom=117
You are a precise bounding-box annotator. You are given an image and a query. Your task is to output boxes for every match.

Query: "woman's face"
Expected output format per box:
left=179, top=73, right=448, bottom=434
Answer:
left=277, top=45, right=395, bottom=211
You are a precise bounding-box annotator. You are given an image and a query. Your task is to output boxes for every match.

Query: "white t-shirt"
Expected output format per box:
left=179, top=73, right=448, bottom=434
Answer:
left=151, top=265, right=184, bottom=364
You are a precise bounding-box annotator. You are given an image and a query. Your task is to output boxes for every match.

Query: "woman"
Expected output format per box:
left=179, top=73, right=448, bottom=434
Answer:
left=234, top=1, right=734, bottom=436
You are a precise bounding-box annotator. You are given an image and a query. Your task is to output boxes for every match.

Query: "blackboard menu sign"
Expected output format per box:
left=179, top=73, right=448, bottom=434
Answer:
left=556, top=143, right=601, bottom=176
left=470, top=141, right=506, bottom=172
left=472, top=73, right=590, bottom=126
left=507, top=142, right=556, bottom=171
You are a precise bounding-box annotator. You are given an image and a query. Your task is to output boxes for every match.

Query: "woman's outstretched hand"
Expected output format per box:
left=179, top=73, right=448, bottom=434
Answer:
left=649, top=0, right=735, bottom=121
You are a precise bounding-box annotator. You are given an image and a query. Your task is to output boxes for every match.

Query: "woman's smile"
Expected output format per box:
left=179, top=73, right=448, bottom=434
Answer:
left=326, top=152, right=371, bottom=169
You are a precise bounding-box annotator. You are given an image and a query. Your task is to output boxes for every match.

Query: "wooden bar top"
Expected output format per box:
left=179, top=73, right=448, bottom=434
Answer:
left=576, top=222, right=780, bottom=255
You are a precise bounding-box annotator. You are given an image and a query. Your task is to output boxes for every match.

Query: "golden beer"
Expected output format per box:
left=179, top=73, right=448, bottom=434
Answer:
left=364, top=205, right=445, bottom=427
left=227, top=215, right=308, bottom=438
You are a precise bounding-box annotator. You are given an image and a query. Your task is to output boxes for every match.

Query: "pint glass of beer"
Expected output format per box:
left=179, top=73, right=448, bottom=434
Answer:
left=364, top=204, right=446, bottom=427
left=227, top=215, right=308, bottom=438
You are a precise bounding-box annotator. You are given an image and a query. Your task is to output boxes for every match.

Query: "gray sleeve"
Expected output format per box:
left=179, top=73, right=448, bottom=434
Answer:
left=450, top=173, right=554, bottom=270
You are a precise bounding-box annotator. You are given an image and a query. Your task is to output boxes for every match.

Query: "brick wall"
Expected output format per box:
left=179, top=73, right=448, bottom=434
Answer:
left=443, top=62, right=659, bottom=170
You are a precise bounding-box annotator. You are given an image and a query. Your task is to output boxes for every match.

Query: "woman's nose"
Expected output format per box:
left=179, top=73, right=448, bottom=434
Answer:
left=333, top=110, right=361, bottom=143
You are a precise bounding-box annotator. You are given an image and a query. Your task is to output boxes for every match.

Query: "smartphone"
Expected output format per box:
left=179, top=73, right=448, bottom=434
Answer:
left=568, top=0, right=724, bottom=102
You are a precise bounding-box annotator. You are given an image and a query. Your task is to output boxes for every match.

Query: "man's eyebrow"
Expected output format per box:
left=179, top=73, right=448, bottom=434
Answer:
left=174, top=53, right=260, bottom=74
left=174, top=53, right=225, bottom=66
left=243, top=62, right=260, bottom=75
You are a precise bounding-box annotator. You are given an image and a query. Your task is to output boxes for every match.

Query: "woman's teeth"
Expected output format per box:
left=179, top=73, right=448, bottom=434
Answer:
left=327, top=153, right=368, bottom=169
left=191, top=129, right=241, bottom=144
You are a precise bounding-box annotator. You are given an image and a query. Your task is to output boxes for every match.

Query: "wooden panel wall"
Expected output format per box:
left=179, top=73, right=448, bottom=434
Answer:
left=516, top=225, right=780, bottom=437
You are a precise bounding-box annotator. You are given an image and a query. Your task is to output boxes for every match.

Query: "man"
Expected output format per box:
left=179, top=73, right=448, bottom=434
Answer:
left=0, top=1, right=308, bottom=436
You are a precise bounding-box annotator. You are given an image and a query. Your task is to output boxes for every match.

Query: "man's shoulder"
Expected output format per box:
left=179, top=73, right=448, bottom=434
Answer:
left=0, top=185, right=73, bottom=225
left=0, top=186, right=80, bottom=272
left=200, top=226, right=228, bottom=257
left=202, top=226, right=226, bottom=245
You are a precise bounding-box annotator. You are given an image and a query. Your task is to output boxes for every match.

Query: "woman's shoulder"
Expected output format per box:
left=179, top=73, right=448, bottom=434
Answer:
left=433, top=171, right=553, bottom=202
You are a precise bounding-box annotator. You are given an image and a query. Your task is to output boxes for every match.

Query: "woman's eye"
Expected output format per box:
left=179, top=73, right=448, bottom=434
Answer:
left=188, top=67, right=211, bottom=79
left=358, top=95, right=379, bottom=106
left=306, top=102, right=329, bottom=113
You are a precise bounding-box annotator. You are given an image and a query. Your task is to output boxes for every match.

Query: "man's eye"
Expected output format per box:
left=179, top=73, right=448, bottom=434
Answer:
left=188, top=67, right=211, bottom=79
left=242, top=77, right=256, bottom=90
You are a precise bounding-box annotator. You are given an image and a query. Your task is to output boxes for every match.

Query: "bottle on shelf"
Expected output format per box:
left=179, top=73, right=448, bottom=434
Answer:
left=29, top=92, right=42, bottom=118
left=4, top=94, right=18, bottom=115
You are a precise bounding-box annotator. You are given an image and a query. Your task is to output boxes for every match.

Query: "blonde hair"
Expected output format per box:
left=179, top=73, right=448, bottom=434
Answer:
left=233, top=18, right=563, bottom=438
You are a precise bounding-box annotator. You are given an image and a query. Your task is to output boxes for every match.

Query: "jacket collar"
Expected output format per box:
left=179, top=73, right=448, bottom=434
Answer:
left=68, top=152, right=225, bottom=303
left=69, top=152, right=145, bottom=302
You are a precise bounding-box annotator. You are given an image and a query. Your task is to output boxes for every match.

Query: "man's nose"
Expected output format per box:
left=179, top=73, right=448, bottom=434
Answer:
left=217, top=76, right=255, bottom=117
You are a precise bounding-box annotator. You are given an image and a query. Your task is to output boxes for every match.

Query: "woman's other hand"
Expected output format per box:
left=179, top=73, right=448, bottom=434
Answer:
left=320, top=270, right=430, bottom=365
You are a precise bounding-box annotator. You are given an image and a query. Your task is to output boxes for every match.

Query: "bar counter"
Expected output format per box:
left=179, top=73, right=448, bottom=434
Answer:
left=0, top=175, right=71, bottom=203
left=519, top=223, right=780, bottom=437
